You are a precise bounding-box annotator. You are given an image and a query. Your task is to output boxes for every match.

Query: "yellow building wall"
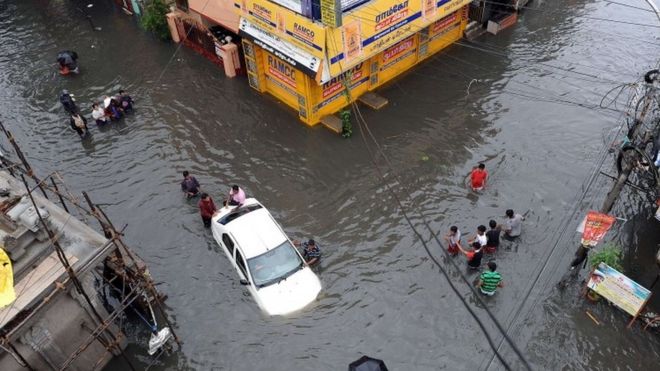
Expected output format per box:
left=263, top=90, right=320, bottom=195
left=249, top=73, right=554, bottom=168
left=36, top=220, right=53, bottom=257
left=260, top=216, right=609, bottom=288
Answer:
left=262, top=51, right=302, bottom=108
left=426, top=9, right=467, bottom=56
left=253, top=6, right=467, bottom=126
left=370, top=34, right=419, bottom=89
left=310, top=61, right=371, bottom=122
left=325, top=0, right=472, bottom=77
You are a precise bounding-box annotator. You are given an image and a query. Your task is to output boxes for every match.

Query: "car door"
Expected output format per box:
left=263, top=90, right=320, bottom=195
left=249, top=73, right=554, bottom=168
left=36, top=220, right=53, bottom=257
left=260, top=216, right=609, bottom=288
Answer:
left=234, top=249, right=249, bottom=282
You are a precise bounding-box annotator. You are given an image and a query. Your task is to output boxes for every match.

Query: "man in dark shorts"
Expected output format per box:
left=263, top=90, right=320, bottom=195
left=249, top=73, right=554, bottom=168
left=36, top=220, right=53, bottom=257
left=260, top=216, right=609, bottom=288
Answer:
left=458, top=241, right=483, bottom=270
left=181, top=171, right=201, bottom=198
left=294, top=239, right=322, bottom=266
left=198, top=193, right=217, bottom=228
left=485, top=220, right=500, bottom=254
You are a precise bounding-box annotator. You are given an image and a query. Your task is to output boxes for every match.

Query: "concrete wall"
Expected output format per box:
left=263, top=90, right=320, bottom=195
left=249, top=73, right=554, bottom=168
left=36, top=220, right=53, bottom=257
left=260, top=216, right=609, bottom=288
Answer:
left=189, top=0, right=240, bottom=33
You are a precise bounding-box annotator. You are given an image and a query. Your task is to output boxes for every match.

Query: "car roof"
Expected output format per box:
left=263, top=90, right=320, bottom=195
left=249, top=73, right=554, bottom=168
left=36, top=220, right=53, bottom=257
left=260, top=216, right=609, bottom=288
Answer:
left=226, top=202, right=288, bottom=259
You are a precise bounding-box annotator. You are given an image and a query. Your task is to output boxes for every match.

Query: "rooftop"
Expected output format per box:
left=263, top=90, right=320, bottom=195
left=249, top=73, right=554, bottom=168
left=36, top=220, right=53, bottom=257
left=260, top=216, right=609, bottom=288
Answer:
left=0, top=171, right=110, bottom=329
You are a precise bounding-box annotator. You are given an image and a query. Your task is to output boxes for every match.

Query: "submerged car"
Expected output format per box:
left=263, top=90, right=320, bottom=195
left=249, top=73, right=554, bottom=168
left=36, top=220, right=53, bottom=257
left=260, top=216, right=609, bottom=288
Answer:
left=211, top=198, right=322, bottom=315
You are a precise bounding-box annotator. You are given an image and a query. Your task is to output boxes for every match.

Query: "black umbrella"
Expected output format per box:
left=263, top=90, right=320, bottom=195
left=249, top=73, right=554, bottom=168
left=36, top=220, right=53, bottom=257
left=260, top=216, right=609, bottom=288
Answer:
left=348, top=355, right=389, bottom=371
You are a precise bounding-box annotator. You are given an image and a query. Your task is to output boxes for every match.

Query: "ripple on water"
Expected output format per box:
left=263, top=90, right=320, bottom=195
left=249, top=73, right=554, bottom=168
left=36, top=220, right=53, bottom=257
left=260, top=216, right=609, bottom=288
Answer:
left=1, top=0, right=660, bottom=370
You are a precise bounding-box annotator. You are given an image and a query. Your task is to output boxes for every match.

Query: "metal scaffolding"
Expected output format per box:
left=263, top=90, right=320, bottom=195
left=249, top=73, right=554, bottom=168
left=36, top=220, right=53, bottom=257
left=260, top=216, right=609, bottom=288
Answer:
left=0, top=121, right=181, bottom=370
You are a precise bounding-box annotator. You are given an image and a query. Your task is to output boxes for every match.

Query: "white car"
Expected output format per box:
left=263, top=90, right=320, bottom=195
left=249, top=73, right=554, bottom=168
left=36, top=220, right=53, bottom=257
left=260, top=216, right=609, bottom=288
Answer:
left=211, top=198, right=322, bottom=316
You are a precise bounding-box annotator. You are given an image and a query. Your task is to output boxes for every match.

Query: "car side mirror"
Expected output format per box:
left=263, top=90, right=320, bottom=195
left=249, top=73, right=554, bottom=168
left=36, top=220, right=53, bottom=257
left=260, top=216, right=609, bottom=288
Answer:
left=239, top=279, right=250, bottom=286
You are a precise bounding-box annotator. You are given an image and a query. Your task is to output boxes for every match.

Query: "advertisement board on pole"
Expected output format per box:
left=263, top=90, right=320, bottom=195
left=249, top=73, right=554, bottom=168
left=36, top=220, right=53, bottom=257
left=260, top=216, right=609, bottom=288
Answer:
left=580, top=211, right=616, bottom=247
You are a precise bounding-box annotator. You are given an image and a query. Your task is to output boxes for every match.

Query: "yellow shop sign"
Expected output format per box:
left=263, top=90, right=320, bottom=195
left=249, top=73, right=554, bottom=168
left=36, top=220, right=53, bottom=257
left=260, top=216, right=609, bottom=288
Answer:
left=236, top=0, right=326, bottom=59
left=327, top=0, right=470, bottom=76
left=266, top=54, right=297, bottom=88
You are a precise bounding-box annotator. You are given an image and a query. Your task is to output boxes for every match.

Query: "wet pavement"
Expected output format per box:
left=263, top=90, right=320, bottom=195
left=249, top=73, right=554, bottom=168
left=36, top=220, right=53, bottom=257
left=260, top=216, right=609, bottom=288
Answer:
left=1, top=0, right=659, bottom=369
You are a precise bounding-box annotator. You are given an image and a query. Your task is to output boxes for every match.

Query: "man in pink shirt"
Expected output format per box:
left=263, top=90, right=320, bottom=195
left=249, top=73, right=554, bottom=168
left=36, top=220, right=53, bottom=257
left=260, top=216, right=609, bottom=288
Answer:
left=227, top=185, right=246, bottom=206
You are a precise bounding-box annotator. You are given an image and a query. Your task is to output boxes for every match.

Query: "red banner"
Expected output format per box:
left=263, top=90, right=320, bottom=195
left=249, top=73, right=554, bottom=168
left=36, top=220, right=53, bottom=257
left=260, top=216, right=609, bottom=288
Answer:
left=581, top=211, right=616, bottom=247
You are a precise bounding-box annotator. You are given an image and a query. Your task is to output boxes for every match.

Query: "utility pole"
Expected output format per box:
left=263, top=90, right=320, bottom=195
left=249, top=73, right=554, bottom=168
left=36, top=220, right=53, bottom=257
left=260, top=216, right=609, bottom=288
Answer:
left=570, top=78, right=659, bottom=269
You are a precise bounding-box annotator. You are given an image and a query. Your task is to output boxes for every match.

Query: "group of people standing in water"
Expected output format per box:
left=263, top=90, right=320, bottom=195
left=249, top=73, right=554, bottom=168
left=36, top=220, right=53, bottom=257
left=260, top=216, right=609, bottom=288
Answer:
left=57, top=50, right=135, bottom=139
left=442, top=163, right=525, bottom=297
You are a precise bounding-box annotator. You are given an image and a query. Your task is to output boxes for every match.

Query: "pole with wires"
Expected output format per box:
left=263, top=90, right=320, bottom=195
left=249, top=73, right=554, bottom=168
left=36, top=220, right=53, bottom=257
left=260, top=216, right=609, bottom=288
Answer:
left=324, top=23, right=532, bottom=368
left=642, top=0, right=660, bottom=24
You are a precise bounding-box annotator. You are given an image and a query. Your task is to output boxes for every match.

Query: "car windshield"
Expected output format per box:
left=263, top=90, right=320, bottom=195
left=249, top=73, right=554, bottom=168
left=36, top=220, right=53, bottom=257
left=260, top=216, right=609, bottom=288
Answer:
left=247, top=241, right=303, bottom=288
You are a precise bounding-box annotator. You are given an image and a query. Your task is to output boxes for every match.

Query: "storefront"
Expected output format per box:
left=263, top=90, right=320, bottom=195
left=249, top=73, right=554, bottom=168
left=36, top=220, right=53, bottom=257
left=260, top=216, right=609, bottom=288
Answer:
left=238, top=0, right=470, bottom=127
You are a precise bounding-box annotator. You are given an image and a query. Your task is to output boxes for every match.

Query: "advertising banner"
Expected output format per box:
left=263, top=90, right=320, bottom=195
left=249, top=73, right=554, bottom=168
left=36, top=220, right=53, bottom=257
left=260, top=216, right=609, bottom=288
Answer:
left=580, top=211, right=615, bottom=247
left=381, top=35, right=415, bottom=65
left=320, top=62, right=367, bottom=99
left=266, top=53, right=298, bottom=88
left=327, top=0, right=470, bottom=76
left=429, top=11, right=459, bottom=36
left=422, top=0, right=436, bottom=19
left=321, top=0, right=343, bottom=27
left=342, top=20, right=363, bottom=63
left=268, top=0, right=304, bottom=16
left=587, top=263, right=651, bottom=317
left=236, top=0, right=326, bottom=60
left=239, top=18, right=321, bottom=77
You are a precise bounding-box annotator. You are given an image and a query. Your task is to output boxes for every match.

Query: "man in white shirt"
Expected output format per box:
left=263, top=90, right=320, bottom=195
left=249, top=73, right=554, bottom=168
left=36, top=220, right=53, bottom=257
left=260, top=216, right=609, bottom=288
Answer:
left=504, top=209, right=524, bottom=238
left=444, top=226, right=461, bottom=255
left=469, top=225, right=488, bottom=247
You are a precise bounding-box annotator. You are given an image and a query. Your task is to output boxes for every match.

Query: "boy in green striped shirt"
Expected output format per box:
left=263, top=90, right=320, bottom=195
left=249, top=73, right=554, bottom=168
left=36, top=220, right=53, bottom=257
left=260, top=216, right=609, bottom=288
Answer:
left=477, top=261, right=503, bottom=296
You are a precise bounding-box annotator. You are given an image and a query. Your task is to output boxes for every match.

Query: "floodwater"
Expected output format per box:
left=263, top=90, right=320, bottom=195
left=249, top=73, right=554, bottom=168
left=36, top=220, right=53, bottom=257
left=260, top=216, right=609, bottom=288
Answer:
left=1, top=0, right=659, bottom=369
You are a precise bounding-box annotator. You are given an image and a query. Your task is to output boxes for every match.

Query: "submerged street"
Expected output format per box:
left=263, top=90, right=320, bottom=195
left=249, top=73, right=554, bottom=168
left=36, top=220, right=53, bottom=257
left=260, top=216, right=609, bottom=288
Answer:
left=1, top=0, right=660, bottom=369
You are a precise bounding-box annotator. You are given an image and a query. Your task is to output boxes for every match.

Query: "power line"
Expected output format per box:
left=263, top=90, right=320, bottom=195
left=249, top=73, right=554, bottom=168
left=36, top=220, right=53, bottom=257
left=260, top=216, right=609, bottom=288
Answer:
left=479, top=0, right=660, bottom=28
left=152, top=0, right=214, bottom=85
left=352, top=100, right=534, bottom=370
left=325, top=30, right=533, bottom=370
left=320, top=1, right=649, bottom=85
left=481, top=80, right=647, bottom=371
left=602, top=0, right=655, bottom=12
left=457, top=39, right=645, bottom=79
left=438, top=51, right=630, bottom=114
left=325, top=10, right=650, bottom=369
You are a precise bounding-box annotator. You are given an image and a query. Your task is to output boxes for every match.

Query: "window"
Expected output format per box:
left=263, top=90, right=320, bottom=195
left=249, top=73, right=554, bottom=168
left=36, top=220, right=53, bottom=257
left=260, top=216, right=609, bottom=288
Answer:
left=222, top=233, right=235, bottom=256
left=218, top=204, right=263, bottom=225
left=236, top=251, right=248, bottom=278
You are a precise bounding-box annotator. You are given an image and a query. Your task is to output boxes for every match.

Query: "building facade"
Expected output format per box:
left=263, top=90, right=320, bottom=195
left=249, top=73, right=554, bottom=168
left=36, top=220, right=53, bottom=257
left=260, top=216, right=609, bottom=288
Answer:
left=171, top=0, right=471, bottom=127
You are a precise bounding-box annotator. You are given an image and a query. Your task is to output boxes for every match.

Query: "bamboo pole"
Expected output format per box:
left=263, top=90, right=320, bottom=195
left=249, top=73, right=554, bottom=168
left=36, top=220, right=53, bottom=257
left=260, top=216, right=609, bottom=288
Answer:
left=20, top=175, right=136, bottom=371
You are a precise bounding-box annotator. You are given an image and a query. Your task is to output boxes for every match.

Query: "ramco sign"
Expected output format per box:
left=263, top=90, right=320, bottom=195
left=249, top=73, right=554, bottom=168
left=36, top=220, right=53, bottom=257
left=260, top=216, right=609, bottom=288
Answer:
left=239, top=18, right=320, bottom=77
left=293, top=23, right=315, bottom=41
